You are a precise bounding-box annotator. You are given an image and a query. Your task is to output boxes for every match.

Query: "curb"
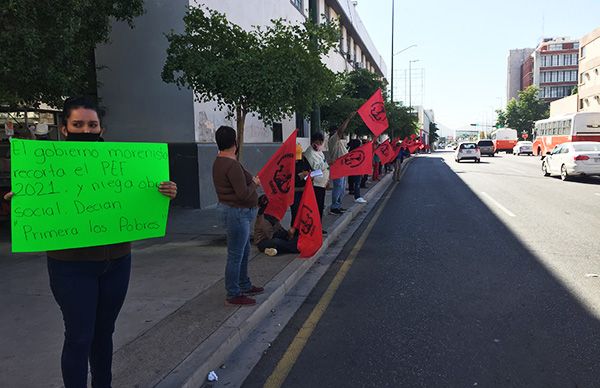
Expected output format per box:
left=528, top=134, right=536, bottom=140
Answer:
left=156, top=156, right=416, bottom=388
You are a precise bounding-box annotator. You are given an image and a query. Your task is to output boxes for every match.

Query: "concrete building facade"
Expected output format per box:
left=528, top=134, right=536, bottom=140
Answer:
left=579, top=27, right=600, bottom=112
left=94, top=0, right=387, bottom=208
left=507, top=37, right=579, bottom=103
left=507, top=48, right=534, bottom=102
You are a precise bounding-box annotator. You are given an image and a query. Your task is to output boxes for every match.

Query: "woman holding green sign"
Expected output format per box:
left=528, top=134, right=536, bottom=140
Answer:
left=4, top=96, right=177, bottom=388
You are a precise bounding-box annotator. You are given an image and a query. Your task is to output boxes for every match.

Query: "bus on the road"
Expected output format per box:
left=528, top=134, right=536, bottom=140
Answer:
left=490, top=128, right=518, bottom=154
left=533, top=112, right=600, bottom=156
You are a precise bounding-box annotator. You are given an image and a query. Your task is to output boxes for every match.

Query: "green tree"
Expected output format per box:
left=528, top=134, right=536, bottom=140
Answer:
left=320, top=68, right=417, bottom=139
left=162, top=6, right=339, bottom=159
left=429, top=122, right=440, bottom=145
left=0, top=0, right=144, bottom=108
left=495, top=86, right=549, bottom=138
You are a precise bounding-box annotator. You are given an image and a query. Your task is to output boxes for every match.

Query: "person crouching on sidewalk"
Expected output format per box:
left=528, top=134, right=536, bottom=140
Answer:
left=254, top=195, right=299, bottom=256
left=212, top=126, right=264, bottom=306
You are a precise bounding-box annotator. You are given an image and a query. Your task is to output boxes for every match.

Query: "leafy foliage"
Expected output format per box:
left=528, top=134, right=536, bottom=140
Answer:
left=429, top=122, right=440, bottom=145
left=0, top=0, right=144, bottom=108
left=161, top=6, right=339, bottom=158
left=495, top=86, right=549, bottom=137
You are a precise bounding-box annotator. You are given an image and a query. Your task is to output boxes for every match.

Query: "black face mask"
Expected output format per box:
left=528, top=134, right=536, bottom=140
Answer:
left=65, top=132, right=101, bottom=142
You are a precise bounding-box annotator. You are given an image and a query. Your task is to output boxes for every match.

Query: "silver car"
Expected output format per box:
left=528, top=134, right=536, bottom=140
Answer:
left=542, top=142, right=600, bottom=180
left=477, top=139, right=494, bottom=156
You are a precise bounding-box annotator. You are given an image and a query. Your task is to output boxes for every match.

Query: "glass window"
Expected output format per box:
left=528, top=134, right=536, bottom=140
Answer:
left=290, top=0, right=303, bottom=12
left=574, top=143, right=600, bottom=152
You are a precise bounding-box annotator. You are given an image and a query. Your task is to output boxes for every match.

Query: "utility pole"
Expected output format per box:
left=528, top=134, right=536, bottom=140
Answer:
left=391, top=0, right=395, bottom=103
left=309, top=0, right=320, bottom=135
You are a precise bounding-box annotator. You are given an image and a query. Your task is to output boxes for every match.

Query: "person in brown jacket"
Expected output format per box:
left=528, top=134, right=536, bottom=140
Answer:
left=212, top=126, right=264, bottom=307
left=4, top=96, right=177, bottom=388
left=254, top=195, right=299, bottom=256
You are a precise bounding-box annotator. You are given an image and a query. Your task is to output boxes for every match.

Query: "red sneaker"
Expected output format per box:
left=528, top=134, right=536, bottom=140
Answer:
left=242, top=286, right=265, bottom=296
left=225, top=295, right=256, bottom=306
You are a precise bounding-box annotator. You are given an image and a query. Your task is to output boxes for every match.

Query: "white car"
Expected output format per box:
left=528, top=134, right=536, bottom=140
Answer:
left=513, top=141, right=533, bottom=155
left=455, top=142, right=481, bottom=163
left=542, top=141, right=600, bottom=180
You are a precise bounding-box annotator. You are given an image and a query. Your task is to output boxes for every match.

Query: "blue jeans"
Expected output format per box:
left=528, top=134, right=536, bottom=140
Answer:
left=331, top=177, right=346, bottom=210
left=47, top=254, right=131, bottom=388
left=219, top=204, right=258, bottom=298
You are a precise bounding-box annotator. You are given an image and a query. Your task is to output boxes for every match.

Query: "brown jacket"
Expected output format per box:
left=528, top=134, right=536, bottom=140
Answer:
left=254, top=214, right=284, bottom=246
left=213, top=157, right=258, bottom=208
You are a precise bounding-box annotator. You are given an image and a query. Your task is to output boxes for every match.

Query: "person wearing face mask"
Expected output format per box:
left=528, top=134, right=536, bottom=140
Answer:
left=3, top=96, right=178, bottom=388
left=303, top=132, right=329, bottom=234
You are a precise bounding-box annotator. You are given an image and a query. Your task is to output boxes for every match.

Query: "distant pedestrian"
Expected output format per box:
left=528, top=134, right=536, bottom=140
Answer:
left=393, top=146, right=406, bottom=181
left=212, top=126, right=264, bottom=306
left=372, top=143, right=381, bottom=182
left=347, top=138, right=367, bottom=203
left=360, top=135, right=370, bottom=188
left=303, top=131, right=329, bottom=234
left=254, top=195, right=299, bottom=256
left=327, top=112, right=355, bottom=215
left=3, top=96, right=178, bottom=388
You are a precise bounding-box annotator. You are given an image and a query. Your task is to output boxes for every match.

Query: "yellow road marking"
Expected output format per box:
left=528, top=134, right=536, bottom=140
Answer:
left=264, top=180, right=400, bottom=388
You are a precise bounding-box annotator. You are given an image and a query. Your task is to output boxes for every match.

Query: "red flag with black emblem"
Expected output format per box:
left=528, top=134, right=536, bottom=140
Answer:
left=258, top=130, right=297, bottom=220
left=375, top=140, right=395, bottom=164
left=330, top=141, right=373, bottom=180
left=357, top=88, right=389, bottom=137
left=293, top=177, right=322, bottom=258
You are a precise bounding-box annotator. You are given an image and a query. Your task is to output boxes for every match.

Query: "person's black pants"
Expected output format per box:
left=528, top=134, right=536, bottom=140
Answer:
left=257, top=237, right=299, bottom=254
left=313, top=186, right=326, bottom=220
left=47, top=255, right=131, bottom=388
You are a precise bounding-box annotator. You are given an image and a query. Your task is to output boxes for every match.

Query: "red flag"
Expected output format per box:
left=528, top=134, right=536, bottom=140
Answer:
left=258, top=130, right=297, bottom=220
left=375, top=140, right=395, bottom=164
left=357, top=88, right=389, bottom=137
left=293, top=177, right=323, bottom=258
left=330, top=141, right=373, bottom=180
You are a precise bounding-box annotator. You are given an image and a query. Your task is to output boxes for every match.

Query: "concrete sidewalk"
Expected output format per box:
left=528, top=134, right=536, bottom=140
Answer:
left=0, top=158, right=414, bottom=387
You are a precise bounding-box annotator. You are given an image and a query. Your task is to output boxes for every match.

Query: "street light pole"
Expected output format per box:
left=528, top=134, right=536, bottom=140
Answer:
left=408, top=59, right=420, bottom=111
left=391, top=0, right=395, bottom=103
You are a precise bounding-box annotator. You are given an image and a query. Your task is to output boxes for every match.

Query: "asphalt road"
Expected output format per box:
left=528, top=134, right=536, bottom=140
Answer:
left=242, top=151, right=600, bottom=388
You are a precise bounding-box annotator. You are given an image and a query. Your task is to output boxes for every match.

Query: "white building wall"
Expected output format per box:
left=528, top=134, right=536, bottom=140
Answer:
left=97, top=0, right=386, bottom=144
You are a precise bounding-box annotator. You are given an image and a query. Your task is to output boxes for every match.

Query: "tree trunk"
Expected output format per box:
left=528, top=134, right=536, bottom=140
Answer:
left=235, top=105, right=247, bottom=162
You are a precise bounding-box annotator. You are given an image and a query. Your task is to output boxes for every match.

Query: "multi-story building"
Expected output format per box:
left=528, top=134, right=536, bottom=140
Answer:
left=507, top=37, right=579, bottom=103
left=94, top=0, right=387, bottom=208
left=578, top=27, right=600, bottom=112
left=506, top=48, right=534, bottom=102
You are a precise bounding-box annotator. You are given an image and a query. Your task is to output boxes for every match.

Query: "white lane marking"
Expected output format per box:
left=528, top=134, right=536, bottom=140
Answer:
left=481, top=192, right=517, bottom=218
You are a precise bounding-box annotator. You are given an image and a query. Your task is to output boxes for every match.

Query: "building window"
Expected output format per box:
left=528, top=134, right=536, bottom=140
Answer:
left=290, top=0, right=303, bottom=13
left=564, top=54, right=571, bottom=66
left=574, top=42, right=580, bottom=49
left=582, top=46, right=587, bottom=58
left=541, top=56, right=549, bottom=67
left=272, top=123, right=283, bottom=142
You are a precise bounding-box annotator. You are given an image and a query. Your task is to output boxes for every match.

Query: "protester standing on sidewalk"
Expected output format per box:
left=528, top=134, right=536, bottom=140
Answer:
left=327, top=112, right=355, bottom=215
left=393, top=146, right=406, bottom=181
left=3, top=96, right=178, bottom=388
left=303, top=131, right=329, bottom=234
left=290, top=143, right=311, bottom=226
left=254, top=195, right=299, bottom=256
left=212, top=126, right=264, bottom=306
left=347, top=137, right=367, bottom=203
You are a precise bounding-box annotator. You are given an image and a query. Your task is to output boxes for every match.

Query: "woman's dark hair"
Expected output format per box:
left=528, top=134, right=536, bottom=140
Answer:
left=310, top=131, right=324, bottom=144
left=258, top=194, right=269, bottom=215
left=61, top=96, right=100, bottom=124
left=215, top=126, right=237, bottom=151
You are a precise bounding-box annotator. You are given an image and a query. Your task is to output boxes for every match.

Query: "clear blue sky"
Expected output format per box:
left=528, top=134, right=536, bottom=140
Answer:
left=355, top=0, right=600, bottom=130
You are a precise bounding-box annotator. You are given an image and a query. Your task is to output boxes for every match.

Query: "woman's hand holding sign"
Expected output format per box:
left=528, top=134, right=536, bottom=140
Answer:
left=158, top=181, right=177, bottom=199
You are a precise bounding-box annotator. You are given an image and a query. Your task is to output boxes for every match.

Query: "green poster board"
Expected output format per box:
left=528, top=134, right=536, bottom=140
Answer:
left=10, top=139, right=170, bottom=252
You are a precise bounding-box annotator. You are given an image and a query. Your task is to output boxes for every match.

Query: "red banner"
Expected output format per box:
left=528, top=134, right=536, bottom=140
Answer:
left=375, top=140, right=395, bottom=164
left=293, top=177, right=323, bottom=258
left=330, top=141, right=373, bottom=180
left=258, top=130, right=297, bottom=220
left=357, top=88, right=389, bottom=137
